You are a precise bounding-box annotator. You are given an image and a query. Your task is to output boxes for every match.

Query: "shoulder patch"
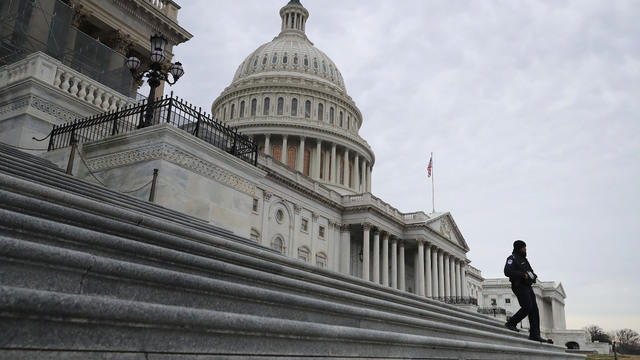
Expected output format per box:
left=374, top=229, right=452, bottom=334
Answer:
left=507, top=259, right=513, bottom=264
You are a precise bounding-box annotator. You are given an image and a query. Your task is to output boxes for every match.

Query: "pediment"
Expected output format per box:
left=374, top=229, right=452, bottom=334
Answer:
left=426, top=212, right=469, bottom=251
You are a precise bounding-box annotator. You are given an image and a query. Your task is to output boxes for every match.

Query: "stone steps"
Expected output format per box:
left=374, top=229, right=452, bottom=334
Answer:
left=0, top=145, right=584, bottom=359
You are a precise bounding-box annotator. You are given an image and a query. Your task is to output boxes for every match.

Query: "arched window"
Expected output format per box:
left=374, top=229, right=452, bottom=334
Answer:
left=283, top=53, right=288, bottom=64
left=340, top=157, right=344, bottom=184
left=303, top=149, right=310, bottom=176
left=339, top=114, right=343, bottom=127
left=272, top=236, right=284, bottom=254
left=251, top=99, right=257, bottom=116
left=313, top=59, right=318, bottom=69
left=304, top=57, right=309, bottom=67
left=223, top=107, right=226, bottom=120
left=320, top=152, right=325, bottom=179
left=263, top=97, right=270, bottom=115
left=294, top=55, right=299, bottom=65
left=317, top=103, right=323, bottom=121
left=305, top=100, right=311, bottom=118
left=316, top=252, right=327, bottom=268
left=230, top=104, right=235, bottom=120
left=347, top=115, right=350, bottom=129
left=297, top=246, right=310, bottom=262
left=240, top=101, right=245, bottom=118
left=272, top=145, right=281, bottom=161
left=253, top=57, right=258, bottom=68
left=291, top=98, right=298, bottom=116
left=272, top=53, right=278, bottom=64
left=348, top=117, right=351, bottom=129
left=329, top=107, right=334, bottom=124
left=322, top=62, right=327, bottom=73
left=339, top=111, right=343, bottom=127
left=287, top=146, right=296, bottom=168
left=262, top=55, right=268, bottom=65
left=349, top=162, right=353, bottom=187
left=277, top=97, right=284, bottom=115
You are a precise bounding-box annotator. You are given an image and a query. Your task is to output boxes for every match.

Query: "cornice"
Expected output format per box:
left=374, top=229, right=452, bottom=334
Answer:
left=86, top=142, right=256, bottom=196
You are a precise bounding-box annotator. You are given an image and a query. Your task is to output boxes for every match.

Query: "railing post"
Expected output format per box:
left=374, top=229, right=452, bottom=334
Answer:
left=48, top=125, right=56, bottom=151
left=111, top=112, right=119, bottom=135
left=232, top=128, right=238, bottom=155
left=193, top=108, right=201, bottom=136
left=149, top=168, right=159, bottom=202
left=65, top=135, right=77, bottom=175
left=166, top=91, right=173, bottom=124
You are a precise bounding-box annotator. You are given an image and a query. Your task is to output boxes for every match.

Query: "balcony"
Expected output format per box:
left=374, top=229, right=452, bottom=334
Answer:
left=0, top=0, right=133, bottom=97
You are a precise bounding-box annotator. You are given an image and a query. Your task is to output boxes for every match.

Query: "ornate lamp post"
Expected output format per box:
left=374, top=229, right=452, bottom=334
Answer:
left=125, top=34, right=184, bottom=128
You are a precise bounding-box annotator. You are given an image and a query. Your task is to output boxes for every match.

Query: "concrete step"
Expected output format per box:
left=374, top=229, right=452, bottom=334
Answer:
left=0, top=142, right=62, bottom=172
left=0, top=286, right=581, bottom=360
left=0, top=144, right=583, bottom=359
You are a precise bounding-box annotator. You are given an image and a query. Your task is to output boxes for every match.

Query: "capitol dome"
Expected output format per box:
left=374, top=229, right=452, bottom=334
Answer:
left=212, top=0, right=374, bottom=195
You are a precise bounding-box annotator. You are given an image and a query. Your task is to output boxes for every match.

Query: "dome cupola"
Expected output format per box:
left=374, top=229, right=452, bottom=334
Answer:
left=279, top=0, right=309, bottom=35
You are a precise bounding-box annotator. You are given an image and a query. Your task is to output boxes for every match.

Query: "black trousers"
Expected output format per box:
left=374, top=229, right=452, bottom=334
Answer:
left=507, top=285, right=540, bottom=338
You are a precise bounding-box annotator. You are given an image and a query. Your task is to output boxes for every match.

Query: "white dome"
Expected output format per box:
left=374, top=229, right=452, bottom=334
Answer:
left=232, top=34, right=346, bottom=92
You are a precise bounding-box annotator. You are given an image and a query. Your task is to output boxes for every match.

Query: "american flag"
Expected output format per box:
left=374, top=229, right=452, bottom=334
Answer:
left=427, top=155, right=433, bottom=178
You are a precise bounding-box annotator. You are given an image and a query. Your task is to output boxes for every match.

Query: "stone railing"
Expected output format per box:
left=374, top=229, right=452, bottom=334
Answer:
left=342, top=193, right=429, bottom=224
left=0, top=52, right=135, bottom=112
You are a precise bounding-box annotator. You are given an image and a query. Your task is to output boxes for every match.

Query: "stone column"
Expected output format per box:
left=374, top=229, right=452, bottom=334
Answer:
left=417, top=240, right=425, bottom=296
left=391, top=237, right=398, bottom=289
left=453, top=258, right=462, bottom=297
left=431, top=247, right=439, bottom=298
left=353, top=153, right=360, bottom=192
left=331, top=143, right=337, bottom=184
left=425, top=244, right=432, bottom=297
left=461, top=263, right=468, bottom=297
left=382, top=232, right=389, bottom=287
left=314, top=140, right=322, bottom=180
left=361, top=160, right=366, bottom=192
left=281, top=135, right=288, bottom=165
left=399, top=240, right=406, bottom=291
left=265, top=134, right=271, bottom=155
left=297, top=136, right=305, bottom=173
left=444, top=254, right=451, bottom=298
left=343, top=148, right=350, bottom=187
left=362, top=223, right=370, bottom=281
left=339, top=224, right=351, bottom=274
left=366, top=162, right=372, bottom=192
left=450, top=257, right=457, bottom=298
left=373, top=229, right=380, bottom=284
left=455, top=259, right=462, bottom=299
left=437, top=250, right=444, bottom=298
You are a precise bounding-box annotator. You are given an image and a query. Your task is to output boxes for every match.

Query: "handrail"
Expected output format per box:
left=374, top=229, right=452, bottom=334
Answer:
left=48, top=94, right=259, bottom=166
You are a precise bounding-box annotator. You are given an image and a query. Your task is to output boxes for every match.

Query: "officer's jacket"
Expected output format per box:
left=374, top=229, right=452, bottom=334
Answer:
left=504, top=253, right=537, bottom=287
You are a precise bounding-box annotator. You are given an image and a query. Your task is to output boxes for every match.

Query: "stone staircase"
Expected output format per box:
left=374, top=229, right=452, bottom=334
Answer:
left=0, top=143, right=584, bottom=359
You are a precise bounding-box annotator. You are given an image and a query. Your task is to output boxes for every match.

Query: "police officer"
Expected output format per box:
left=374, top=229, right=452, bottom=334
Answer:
left=503, top=240, right=553, bottom=343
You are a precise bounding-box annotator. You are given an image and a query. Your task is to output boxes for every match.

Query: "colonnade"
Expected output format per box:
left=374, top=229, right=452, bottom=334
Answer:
left=343, top=224, right=468, bottom=300
left=262, top=134, right=372, bottom=192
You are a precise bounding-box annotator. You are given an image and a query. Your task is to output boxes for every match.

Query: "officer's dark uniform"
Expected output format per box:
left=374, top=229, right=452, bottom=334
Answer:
left=504, top=241, right=541, bottom=340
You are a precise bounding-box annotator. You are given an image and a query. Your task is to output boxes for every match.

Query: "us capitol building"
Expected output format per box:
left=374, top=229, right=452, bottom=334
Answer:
left=0, top=0, right=603, bottom=357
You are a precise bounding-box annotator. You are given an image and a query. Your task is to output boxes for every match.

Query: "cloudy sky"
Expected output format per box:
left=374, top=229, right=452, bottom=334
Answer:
left=166, top=0, right=640, bottom=331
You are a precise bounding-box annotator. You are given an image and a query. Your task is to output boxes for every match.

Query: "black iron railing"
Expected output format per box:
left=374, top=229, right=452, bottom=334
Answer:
left=430, top=296, right=478, bottom=305
left=478, top=307, right=507, bottom=315
left=48, top=95, right=258, bottom=166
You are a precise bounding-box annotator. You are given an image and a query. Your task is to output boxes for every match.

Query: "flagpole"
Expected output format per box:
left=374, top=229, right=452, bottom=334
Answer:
left=431, top=152, right=435, bottom=213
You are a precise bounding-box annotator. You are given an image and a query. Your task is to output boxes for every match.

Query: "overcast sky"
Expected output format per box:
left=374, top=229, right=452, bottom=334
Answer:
left=166, top=0, right=640, bottom=332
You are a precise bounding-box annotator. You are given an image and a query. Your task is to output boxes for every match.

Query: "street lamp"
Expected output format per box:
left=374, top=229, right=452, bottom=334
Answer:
left=125, top=34, right=185, bottom=128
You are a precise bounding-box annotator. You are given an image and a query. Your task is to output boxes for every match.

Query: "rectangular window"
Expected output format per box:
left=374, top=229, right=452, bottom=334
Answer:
left=491, top=298, right=497, bottom=306
left=301, top=218, right=309, bottom=232
left=318, top=225, right=325, bottom=239
left=505, top=298, right=511, bottom=304
left=252, top=198, right=259, bottom=213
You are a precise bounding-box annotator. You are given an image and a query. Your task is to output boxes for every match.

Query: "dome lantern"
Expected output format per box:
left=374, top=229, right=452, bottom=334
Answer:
left=280, top=0, right=309, bottom=35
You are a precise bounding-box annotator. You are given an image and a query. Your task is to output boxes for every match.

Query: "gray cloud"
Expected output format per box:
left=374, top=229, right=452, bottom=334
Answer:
left=169, top=0, right=640, bottom=331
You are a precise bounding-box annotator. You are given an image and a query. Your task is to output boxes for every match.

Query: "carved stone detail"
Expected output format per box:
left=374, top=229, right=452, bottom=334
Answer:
left=440, top=218, right=452, bottom=240
left=263, top=191, right=273, bottom=201
left=87, top=143, right=256, bottom=196
left=293, top=204, right=302, bottom=214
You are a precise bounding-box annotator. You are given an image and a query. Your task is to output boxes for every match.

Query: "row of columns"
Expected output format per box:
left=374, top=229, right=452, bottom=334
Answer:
left=356, top=224, right=468, bottom=299
left=262, top=134, right=372, bottom=192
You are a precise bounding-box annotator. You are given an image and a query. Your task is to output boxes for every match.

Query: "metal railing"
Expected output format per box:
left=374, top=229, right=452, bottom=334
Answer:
left=430, top=296, right=478, bottom=305
left=48, top=95, right=259, bottom=166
